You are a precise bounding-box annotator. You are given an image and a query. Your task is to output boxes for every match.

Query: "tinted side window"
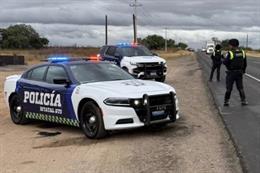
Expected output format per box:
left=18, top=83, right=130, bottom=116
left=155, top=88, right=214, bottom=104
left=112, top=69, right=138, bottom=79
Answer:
left=46, top=66, right=68, bottom=84
left=106, top=46, right=116, bottom=56
left=99, top=46, right=108, bottom=54
left=115, top=48, right=122, bottom=56
left=30, top=66, right=47, bottom=81
left=24, top=70, right=33, bottom=79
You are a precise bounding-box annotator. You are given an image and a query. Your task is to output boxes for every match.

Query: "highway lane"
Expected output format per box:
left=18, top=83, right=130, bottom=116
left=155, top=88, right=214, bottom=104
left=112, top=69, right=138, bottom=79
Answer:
left=197, top=52, right=260, bottom=173
left=246, top=57, right=260, bottom=83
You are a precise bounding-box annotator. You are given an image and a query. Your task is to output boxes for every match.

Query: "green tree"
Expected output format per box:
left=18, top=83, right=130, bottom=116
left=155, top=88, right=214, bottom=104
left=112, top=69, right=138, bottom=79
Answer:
left=138, top=34, right=189, bottom=50
left=221, top=39, right=229, bottom=50
left=139, top=35, right=178, bottom=50
left=177, top=42, right=188, bottom=50
left=1, top=24, right=49, bottom=49
left=141, top=34, right=165, bottom=50
left=167, top=39, right=176, bottom=48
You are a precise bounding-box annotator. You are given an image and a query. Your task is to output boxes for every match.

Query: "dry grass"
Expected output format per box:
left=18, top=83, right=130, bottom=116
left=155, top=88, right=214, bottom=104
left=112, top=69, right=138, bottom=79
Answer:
left=0, top=47, right=100, bottom=65
left=246, top=51, right=260, bottom=58
left=156, top=50, right=193, bottom=60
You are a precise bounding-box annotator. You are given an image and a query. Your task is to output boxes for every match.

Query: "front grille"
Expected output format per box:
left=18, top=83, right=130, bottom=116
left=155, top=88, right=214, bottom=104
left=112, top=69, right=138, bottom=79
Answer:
left=133, top=63, right=166, bottom=74
left=149, top=94, right=172, bottom=106
left=133, top=93, right=177, bottom=124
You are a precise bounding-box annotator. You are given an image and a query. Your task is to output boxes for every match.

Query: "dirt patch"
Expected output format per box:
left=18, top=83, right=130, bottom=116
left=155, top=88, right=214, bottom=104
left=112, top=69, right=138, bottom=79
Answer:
left=0, top=55, right=242, bottom=173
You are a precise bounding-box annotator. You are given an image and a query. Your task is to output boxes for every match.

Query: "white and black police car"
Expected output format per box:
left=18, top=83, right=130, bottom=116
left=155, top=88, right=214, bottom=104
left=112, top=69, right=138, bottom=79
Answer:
left=4, top=56, right=179, bottom=139
left=99, top=43, right=167, bottom=82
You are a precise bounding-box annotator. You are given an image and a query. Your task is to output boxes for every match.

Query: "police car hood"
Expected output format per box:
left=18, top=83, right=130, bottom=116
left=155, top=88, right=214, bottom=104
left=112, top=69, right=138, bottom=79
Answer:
left=82, top=79, right=174, bottom=97
left=124, top=56, right=165, bottom=64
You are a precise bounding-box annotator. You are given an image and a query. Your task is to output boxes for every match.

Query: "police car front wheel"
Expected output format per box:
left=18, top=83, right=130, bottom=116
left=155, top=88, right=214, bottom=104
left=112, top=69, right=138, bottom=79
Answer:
left=79, top=102, right=107, bottom=139
left=9, top=94, right=28, bottom=124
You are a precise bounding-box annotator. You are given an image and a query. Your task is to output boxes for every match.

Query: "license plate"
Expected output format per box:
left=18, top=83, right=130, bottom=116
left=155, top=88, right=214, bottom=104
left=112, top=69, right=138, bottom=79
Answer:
left=152, top=110, right=165, bottom=117
left=150, top=72, right=157, bottom=76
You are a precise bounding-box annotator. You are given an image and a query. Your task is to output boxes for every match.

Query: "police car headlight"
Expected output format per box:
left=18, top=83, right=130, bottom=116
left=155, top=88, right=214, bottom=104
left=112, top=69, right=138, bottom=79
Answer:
left=104, top=98, right=130, bottom=107
left=130, top=62, right=137, bottom=65
left=129, top=98, right=144, bottom=107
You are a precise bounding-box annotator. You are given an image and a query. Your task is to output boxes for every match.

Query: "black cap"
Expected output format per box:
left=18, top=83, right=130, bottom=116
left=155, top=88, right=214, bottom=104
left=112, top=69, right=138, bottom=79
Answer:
left=215, top=44, right=221, bottom=50
left=229, top=39, right=239, bottom=47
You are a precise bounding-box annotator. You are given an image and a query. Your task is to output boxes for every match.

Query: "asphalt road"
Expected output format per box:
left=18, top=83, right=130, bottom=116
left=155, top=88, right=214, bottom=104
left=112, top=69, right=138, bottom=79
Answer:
left=197, top=52, right=260, bottom=173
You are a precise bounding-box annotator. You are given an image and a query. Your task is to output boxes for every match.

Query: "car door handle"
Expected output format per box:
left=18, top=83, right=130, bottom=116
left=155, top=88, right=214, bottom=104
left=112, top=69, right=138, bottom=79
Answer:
left=22, top=85, right=36, bottom=90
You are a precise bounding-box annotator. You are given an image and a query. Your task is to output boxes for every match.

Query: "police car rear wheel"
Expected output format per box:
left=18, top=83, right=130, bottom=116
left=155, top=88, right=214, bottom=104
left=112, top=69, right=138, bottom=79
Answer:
left=9, top=95, right=27, bottom=124
left=80, top=102, right=107, bottom=139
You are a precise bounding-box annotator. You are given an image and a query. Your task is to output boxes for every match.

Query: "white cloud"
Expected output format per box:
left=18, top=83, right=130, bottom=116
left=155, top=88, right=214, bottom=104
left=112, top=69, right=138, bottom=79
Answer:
left=0, top=0, right=259, bottom=48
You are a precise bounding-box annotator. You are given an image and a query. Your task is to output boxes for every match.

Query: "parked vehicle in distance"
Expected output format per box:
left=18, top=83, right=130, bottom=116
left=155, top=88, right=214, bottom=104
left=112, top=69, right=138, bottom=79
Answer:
left=98, top=43, right=167, bottom=82
left=187, top=48, right=195, bottom=52
left=4, top=56, right=180, bottom=139
left=206, top=43, right=215, bottom=54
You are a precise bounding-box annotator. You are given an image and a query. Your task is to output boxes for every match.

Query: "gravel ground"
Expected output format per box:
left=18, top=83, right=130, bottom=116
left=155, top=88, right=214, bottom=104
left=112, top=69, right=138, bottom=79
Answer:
left=0, top=56, right=242, bottom=173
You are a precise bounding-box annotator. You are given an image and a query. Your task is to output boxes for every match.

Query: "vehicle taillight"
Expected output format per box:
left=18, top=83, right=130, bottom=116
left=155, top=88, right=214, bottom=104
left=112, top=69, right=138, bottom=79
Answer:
left=87, top=55, right=101, bottom=62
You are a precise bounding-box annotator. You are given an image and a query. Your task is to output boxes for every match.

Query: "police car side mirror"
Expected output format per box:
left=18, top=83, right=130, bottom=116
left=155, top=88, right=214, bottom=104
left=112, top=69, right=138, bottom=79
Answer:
left=152, top=52, right=158, bottom=56
left=53, top=78, right=71, bottom=87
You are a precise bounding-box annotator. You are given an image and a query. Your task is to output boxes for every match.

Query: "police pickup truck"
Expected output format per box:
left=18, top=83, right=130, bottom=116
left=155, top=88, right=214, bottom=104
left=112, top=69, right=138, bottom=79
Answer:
left=4, top=56, right=179, bottom=139
left=98, top=43, right=167, bottom=82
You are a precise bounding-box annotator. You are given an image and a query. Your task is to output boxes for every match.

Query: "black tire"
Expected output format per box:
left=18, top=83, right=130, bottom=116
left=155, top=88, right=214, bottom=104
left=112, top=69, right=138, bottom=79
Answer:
left=9, top=94, right=28, bottom=124
left=155, top=76, right=166, bottom=82
left=79, top=102, right=107, bottom=139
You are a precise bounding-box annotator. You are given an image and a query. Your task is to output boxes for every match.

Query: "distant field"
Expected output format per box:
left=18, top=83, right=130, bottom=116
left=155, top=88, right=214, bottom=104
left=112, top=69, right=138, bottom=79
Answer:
left=246, top=51, right=260, bottom=58
left=156, top=49, right=193, bottom=60
left=0, top=48, right=191, bottom=65
left=0, top=47, right=100, bottom=65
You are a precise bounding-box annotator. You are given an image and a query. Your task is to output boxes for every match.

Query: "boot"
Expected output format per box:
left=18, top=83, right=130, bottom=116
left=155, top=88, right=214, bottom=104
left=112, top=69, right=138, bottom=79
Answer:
left=224, top=100, right=230, bottom=107
left=241, top=100, right=248, bottom=106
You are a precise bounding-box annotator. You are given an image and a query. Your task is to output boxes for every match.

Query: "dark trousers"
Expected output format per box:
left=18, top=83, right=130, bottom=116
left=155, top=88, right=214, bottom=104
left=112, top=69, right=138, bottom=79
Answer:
left=210, top=64, right=221, bottom=81
left=224, top=71, right=246, bottom=101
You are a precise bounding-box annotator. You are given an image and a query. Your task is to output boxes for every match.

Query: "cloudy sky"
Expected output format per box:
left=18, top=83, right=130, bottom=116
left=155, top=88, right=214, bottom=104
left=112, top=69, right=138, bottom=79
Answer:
left=0, top=0, right=260, bottom=48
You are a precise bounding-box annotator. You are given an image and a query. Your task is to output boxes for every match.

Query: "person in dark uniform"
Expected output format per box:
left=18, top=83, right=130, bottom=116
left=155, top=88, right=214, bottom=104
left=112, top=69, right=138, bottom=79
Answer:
left=223, top=39, right=248, bottom=106
left=209, top=44, right=223, bottom=82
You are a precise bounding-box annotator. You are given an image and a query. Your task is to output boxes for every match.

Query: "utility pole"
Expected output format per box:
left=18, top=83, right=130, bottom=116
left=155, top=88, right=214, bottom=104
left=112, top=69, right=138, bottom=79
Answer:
left=246, top=34, right=249, bottom=49
left=133, top=14, right=137, bottom=43
left=105, top=15, right=108, bottom=45
left=130, top=0, right=142, bottom=43
left=165, top=28, right=168, bottom=52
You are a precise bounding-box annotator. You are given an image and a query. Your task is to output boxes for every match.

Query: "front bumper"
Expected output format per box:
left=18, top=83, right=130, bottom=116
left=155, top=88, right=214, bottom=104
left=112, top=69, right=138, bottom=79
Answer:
left=102, top=92, right=179, bottom=130
left=132, top=63, right=167, bottom=79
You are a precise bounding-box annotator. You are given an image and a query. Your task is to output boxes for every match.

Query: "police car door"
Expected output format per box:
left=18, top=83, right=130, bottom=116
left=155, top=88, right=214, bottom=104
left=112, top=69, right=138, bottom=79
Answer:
left=19, top=65, right=48, bottom=114
left=41, top=65, right=73, bottom=119
left=104, top=46, right=119, bottom=65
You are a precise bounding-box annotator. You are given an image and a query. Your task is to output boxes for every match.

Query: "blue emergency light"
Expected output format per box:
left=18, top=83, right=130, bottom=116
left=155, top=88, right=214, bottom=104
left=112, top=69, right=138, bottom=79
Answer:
left=117, top=42, right=138, bottom=48
left=48, top=56, right=71, bottom=63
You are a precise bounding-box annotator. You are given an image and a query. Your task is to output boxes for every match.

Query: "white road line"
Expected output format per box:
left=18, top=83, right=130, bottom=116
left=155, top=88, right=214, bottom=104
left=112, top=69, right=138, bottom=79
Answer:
left=245, top=73, right=260, bottom=83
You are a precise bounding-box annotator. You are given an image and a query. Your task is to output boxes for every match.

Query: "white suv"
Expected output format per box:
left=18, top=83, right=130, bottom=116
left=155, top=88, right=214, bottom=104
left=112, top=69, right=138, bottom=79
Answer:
left=99, top=43, right=167, bottom=82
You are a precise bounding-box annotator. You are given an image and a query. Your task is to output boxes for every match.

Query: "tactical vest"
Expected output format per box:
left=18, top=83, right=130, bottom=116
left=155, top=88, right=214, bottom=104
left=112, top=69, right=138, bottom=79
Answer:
left=228, top=49, right=245, bottom=70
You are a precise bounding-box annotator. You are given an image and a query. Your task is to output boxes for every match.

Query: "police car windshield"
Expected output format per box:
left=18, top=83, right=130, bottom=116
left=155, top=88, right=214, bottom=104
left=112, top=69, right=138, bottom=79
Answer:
left=70, top=63, right=134, bottom=83
left=118, top=46, right=153, bottom=57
